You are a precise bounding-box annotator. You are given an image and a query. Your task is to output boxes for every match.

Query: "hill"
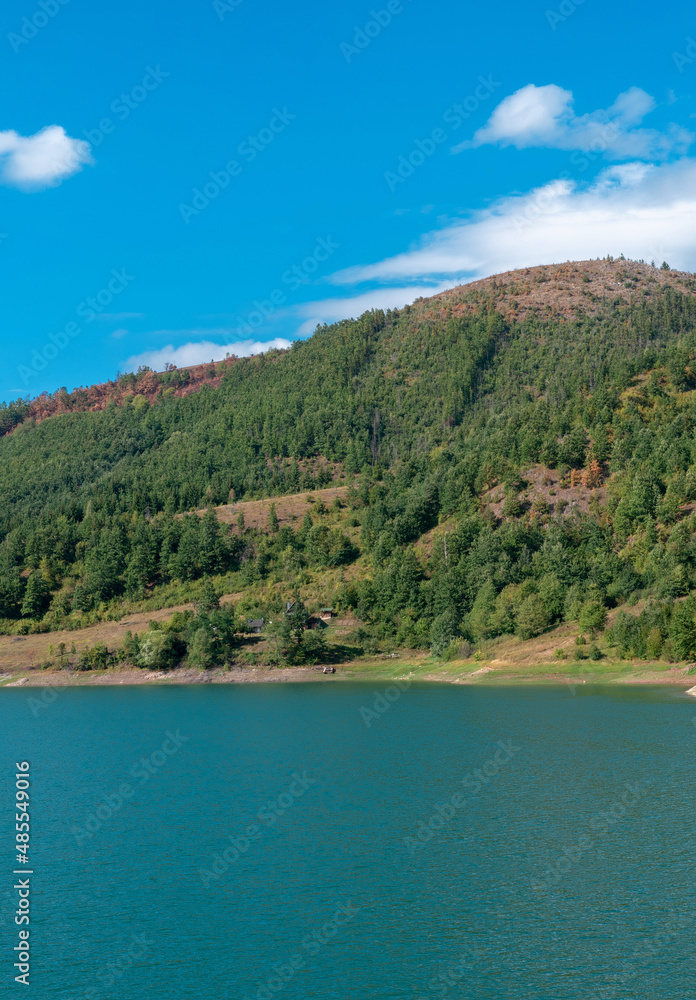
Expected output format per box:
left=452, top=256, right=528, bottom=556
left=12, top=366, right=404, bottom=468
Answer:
left=3, top=256, right=696, bottom=671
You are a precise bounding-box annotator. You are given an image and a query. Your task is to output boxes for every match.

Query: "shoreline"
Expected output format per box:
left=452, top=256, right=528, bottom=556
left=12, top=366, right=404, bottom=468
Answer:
left=2, top=662, right=695, bottom=690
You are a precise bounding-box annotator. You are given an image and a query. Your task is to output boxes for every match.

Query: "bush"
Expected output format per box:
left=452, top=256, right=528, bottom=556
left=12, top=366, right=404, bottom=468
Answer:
left=137, top=629, right=184, bottom=670
left=76, top=642, right=116, bottom=671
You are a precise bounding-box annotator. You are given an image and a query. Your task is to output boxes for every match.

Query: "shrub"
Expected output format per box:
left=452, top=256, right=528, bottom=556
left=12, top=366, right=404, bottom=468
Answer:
left=76, top=643, right=116, bottom=671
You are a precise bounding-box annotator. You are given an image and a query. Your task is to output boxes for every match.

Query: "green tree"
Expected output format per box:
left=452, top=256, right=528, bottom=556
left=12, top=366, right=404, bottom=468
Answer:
left=197, top=578, right=221, bottom=613
left=502, top=492, right=523, bottom=518
left=515, top=595, right=549, bottom=639
left=645, top=627, right=663, bottom=660
left=669, top=601, right=696, bottom=660
left=21, top=572, right=50, bottom=619
left=300, top=628, right=327, bottom=664
left=538, top=573, right=565, bottom=623
left=0, top=566, right=24, bottom=619
left=267, top=594, right=315, bottom=664
left=268, top=503, right=279, bottom=532
left=200, top=507, right=226, bottom=574
left=430, top=610, right=459, bottom=657
left=137, top=628, right=183, bottom=670
left=287, top=594, right=310, bottom=646
left=187, top=627, right=215, bottom=669
left=124, top=520, right=157, bottom=598
left=468, top=580, right=497, bottom=642
left=578, top=600, right=608, bottom=637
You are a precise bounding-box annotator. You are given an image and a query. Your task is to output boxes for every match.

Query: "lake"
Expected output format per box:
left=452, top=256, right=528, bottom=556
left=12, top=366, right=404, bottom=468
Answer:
left=1, top=682, right=694, bottom=998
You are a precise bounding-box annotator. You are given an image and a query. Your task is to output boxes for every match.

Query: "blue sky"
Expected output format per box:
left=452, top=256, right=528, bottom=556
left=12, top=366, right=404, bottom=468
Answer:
left=1, top=0, right=695, bottom=399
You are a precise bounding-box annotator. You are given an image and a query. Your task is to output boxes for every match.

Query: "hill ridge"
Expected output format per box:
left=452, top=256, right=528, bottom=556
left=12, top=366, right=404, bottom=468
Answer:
left=3, top=257, right=694, bottom=437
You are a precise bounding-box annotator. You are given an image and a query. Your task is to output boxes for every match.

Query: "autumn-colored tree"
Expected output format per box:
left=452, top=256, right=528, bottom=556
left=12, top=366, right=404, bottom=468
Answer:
left=582, top=460, right=603, bottom=488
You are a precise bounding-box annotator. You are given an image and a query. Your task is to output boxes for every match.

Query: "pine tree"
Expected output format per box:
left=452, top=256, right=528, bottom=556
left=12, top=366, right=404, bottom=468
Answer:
left=287, top=593, right=309, bottom=646
left=200, top=507, right=225, bottom=573
left=515, top=595, right=550, bottom=640
left=468, top=581, right=497, bottom=642
left=197, top=578, right=220, bottom=613
left=21, top=573, right=50, bottom=619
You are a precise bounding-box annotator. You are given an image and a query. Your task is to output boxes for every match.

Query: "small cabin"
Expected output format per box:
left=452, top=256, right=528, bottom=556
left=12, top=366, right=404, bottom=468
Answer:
left=248, top=619, right=265, bottom=634
left=319, top=608, right=336, bottom=620
left=307, top=616, right=328, bottom=631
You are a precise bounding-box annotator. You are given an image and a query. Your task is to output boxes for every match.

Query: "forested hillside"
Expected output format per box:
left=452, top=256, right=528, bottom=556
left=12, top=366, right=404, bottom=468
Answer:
left=4, top=257, right=696, bottom=665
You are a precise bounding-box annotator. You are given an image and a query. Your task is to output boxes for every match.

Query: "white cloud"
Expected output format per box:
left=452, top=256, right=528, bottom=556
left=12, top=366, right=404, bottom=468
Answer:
left=454, top=84, right=692, bottom=160
left=0, top=125, right=93, bottom=190
left=126, top=338, right=292, bottom=372
left=326, top=157, right=696, bottom=288
left=293, top=283, right=457, bottom=337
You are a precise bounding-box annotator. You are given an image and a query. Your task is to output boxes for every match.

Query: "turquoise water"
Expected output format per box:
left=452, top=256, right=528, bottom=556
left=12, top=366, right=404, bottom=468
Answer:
left=1, top=682, right=695, bottom=999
